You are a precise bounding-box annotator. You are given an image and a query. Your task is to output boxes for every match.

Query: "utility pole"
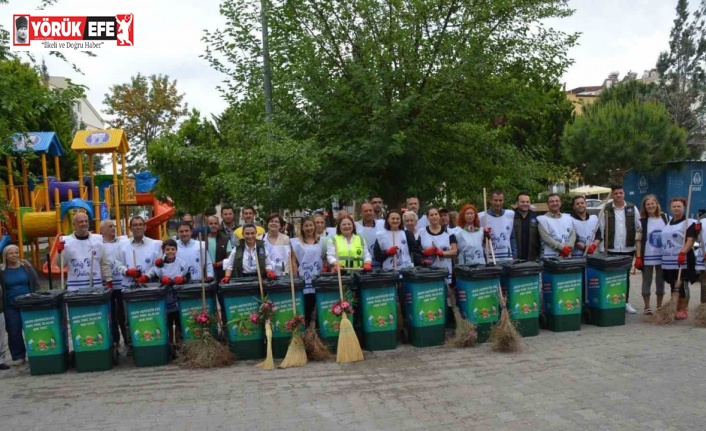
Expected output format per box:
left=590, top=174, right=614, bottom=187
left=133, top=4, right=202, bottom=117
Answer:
left=261, top=0, right=273, bottom=122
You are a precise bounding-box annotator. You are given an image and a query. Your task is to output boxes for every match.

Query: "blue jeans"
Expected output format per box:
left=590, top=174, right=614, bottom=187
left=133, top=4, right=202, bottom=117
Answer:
left=4, top=306, right=26, bottom=360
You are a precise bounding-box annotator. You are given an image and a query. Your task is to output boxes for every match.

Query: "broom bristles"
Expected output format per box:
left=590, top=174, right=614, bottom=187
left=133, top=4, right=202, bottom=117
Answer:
left=303, top=318, right=332, bottom=360
left=693, top=303, right=706, bottom=327
left=336, top=313, right=364, bottom=363
left=655, top=295, right=679, bottom=325
left=256, top=321, right=275, bottom=370
left=279, top=333, right=308, bottom=368
left=489, top=309, right=522, bottom=353
left=445, top=306, right=478, bottom=348
left=175, top=333, right=235, bottom=368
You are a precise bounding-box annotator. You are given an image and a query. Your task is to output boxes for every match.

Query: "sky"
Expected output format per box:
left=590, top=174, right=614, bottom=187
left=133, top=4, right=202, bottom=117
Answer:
left=0, top=0, right=683, bottom=120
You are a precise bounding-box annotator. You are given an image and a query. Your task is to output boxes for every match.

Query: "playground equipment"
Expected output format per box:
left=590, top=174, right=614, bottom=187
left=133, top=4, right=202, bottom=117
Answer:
left=1, top=130, right=174, bottom=273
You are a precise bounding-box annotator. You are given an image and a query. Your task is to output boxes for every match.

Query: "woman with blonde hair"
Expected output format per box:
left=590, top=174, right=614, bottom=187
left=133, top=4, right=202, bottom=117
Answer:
left=0, top=244, right=40, bottom=366
left=634, top=195, right=669, bottom=314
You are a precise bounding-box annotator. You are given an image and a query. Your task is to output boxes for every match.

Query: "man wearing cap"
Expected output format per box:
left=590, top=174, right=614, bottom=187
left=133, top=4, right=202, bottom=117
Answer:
left=15, top=16, right=29, bottom=44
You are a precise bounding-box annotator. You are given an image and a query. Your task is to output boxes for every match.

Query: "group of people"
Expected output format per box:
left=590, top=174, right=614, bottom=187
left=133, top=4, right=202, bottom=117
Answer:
left=1, top=187, right=703, bottom=368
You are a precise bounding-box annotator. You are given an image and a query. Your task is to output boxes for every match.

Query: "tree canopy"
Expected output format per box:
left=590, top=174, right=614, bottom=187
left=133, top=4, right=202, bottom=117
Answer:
left=154, top=0, right=580, bottom=211
left=104, top=73, right=188, bottom=173
left=562, top=98, right=688, bottom=184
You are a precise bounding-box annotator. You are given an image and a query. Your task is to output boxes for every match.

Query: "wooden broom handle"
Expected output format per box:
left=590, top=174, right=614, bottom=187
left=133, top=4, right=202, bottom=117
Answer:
left=393, top=230, right=397, bottom=271
left=289, top=247, right=296, bottom=314
left=483, top=188, right=497, bottom=265
left=254, top=242, right=265, bottom=300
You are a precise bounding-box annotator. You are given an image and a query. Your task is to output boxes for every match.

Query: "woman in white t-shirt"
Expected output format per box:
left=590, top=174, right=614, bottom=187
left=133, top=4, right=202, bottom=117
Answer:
left=634, top=194, right=669, bottom=315
left=259, top=213, right=291, bottom=276
left=418, top=208, right=458, bottom=285
left=291, top=217, right=323, bottom=325
left=454, top=204, right=486, bottom=266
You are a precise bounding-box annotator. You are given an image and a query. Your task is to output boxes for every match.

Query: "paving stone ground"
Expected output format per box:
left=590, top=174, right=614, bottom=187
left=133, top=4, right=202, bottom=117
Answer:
left=1, top=274, right=705, bottom=431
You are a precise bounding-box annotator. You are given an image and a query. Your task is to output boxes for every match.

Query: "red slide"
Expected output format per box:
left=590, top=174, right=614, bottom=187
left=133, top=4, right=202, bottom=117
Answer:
left=135, top=193, right=174, bottom=239
left=42, top=233, right=67, bottom=277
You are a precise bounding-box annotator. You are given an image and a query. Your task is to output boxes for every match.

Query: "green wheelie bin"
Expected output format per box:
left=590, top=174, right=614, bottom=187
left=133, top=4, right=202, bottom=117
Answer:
left=354, top=270, right=399, bottom=351
left=15, top=290, right=68, bottom=375
left=173, top=281, right=219, bottom=341
left=265, top=276, right=305, bottom=359
left=400, top=267, right=448, bottom=348
left=312, top=273, right=356, bottom=352
left=585, top=254, right=633, bottom=327
left=65, top=288, right=115, bottom=372
left=541, top=258, right=586, bottom=332
left=455, top=265, right=503, bottom=343
left=122, top=283, right=169, bottom=367
left=500, top=260, right=543, bottom=337
left=218, top=277, right=265, bottom=360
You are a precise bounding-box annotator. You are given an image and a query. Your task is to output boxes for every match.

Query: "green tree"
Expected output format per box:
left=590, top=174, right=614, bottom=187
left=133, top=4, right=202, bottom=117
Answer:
left=656, top=0, right=706, bottom=158
left=562, top=100, right=688, bottom=184
left=0, top=58, right=85, bottom=215
left=199, top=0, right=578, bottom=209
left=103, top=73, right=188, bottom=173
left=147, top=109, right=222, bottom=214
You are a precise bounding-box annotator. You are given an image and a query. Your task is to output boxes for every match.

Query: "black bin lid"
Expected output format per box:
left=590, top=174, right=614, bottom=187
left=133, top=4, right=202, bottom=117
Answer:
left=501, top=260, right=544, bottom=276
left=455, top=265, right=503, bottom=281
left=312, top=273, right=354, bottom=290
left=122, top=283, right=168, bottom=301
left=173, top=281, right=219, bottom=295
left=14, top=290, right=66, bottom=309
left=219, top=277, right=261, bottom=295
left=354, top=270, right=400, bottom=288
left=541, top=257, right=586, bottom=273
left=587, top=254, right=633, bottom=271
left=266, top=275, right=306, bottom=293
left=399, top=266, right=449, bottom=281
left=64, top=287, right=112, bottom=305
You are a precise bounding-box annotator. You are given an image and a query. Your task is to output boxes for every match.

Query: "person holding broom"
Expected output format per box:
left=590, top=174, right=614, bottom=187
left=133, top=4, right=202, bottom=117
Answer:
left=326, top=215, right=373, bottom=272
left=660, top=197, right=698, bottom=320
left=373, top=209, right=423, bottom=270
left=479, top=190, right=515, bottom=263
left=291, top=217, right=324, bottom=325
left=221, top=224, right=277, bottom=281
left=634, top=195, right=669, bottom=315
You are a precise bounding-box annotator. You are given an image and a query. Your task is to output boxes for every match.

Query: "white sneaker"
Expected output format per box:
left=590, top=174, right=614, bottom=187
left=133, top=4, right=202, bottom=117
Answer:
left=625, top=303, right=637, bottom=314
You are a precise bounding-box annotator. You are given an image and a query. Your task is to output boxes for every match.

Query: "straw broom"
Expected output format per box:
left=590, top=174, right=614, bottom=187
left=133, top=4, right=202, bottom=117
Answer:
left=483, top=188, right=522, bottom=352
left=694, top=302, right=706, bottom=327
left=279, top=251, right=308, bottom=368
left=303, top=308, right=332, bottom=360
left=255, top=244, right=275, bottom=370
left=177, top=234, right=234, bottom=368
left=335, top=240, right=364, bottom=363
left=442, top=228, right=478, bottom=348
left=656, top=186, right=692, bottom=325
left=445, top=286, right=478, bottom=348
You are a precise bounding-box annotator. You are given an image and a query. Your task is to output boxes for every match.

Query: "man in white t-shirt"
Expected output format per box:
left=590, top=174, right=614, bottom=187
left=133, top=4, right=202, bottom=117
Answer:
left=479, top=190, right=516, bottom=262
left=537, top=193, right=575, bottom=258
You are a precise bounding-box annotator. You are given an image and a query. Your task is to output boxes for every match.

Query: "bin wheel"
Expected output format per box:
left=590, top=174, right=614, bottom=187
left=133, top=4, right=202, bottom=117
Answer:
left=400, top=327, right=409, bottom=344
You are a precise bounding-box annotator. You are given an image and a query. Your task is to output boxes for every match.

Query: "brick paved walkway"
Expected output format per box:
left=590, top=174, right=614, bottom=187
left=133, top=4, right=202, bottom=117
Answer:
left=1, top=275, right=705, bottom=431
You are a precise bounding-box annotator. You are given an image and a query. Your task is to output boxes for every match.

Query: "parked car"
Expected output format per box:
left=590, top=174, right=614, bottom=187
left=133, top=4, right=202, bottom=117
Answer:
left=585, top=199, right=605, bottom=216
